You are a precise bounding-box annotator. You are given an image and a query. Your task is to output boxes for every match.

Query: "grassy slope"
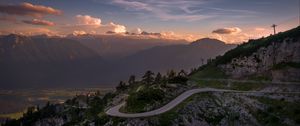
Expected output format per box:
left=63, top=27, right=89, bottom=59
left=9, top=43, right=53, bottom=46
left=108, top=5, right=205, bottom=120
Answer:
left=190, top=26, right=300, bottom=81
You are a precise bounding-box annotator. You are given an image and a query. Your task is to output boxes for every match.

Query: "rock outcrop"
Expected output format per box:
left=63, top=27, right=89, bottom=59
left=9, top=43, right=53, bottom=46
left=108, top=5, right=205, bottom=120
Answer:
left=220, top=38, right=300, bottom=81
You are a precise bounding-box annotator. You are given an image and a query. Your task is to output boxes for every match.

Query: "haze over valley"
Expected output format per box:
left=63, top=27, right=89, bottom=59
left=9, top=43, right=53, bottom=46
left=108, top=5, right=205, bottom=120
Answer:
left=0, top=0, right=299, bottom=125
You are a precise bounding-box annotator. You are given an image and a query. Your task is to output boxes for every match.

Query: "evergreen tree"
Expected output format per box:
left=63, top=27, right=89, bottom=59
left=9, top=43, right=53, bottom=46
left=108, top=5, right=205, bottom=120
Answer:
left=142, top=70, right=155, bottom=84
left=178, top=69, right=187, bottom=77
left=154, top=72, right=162, bottom=84
left=128, top=75, right=136, bottom=85
left=116, top=81, right=127, bottom=91
left=167, top=70, right=176, bottom=79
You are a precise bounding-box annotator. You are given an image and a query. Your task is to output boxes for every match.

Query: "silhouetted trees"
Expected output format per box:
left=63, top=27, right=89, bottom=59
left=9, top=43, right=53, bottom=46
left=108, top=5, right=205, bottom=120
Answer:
left=128, top=75, right=136, bottom=85
left=142, top=70, right=155, bottom=84
left=167, top=70, right=176, bottom=80
left=154, top=72, right=162, bottom=84
left=116, top=81, right=127, bottom=91
left=178, top=69, right=187, bottom=77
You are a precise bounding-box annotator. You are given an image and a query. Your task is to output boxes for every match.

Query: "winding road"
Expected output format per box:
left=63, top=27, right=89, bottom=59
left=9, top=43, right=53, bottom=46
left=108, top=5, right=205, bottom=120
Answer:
left=105, top=88, right=300, bottom=118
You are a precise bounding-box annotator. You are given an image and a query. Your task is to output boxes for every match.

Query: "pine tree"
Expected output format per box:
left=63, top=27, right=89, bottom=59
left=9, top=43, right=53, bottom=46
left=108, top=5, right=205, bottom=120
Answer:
left=128, top=75, right=136, bottom=85
left=154, top=72, right=162, bottom=84
left=116, top=81, right=127, bottom=91
left=167, top=70, right=176, bottom=79
left=142, top=70, right=155, bottom=84
left=178, top=69, right=187, bottom=77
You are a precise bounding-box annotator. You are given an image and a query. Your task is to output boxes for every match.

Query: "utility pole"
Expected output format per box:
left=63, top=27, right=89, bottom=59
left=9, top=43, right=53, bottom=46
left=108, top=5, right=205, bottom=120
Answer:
left=271, top=24, right=277, bottom=34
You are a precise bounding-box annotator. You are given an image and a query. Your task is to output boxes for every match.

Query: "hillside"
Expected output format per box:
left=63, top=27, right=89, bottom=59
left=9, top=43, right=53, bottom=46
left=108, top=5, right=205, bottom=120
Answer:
left=191, top=26, right=300, bottom=82
left=3, top=27, right=300, bottom=126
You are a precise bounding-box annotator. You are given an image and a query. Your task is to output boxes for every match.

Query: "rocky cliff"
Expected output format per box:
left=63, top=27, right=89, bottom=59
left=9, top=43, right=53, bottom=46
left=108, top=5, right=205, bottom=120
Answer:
left=220, top=37, right=300, bottom=81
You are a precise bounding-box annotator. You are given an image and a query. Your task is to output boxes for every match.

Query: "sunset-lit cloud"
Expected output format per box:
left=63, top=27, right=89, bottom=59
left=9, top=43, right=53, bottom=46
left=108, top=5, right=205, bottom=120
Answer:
left=254, top=27, right=266, bottom=31
left=0, top=2, right=62, bottom=18
left=130, top=28, right=142, bottom=34
left=0, top=15, right=16, bottom=22
left=108, top=22, right=126, bottom=33
left=76, top=15, right=101, bottom=26
left=0, top=0, right=298, bottom=44
left=73, top=30, right=87, bottom=36
left=0, top=27, right=56, bottom=36
left=212, top=27, right=242, bottom=34
left=60, top=15, right=127, bottom=35
left=22, top=19, right=55, bottom=26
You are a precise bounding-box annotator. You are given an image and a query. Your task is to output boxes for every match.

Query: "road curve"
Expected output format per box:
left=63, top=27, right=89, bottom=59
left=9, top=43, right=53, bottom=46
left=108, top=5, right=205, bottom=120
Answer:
left=105, top=88, right=300, bottom=118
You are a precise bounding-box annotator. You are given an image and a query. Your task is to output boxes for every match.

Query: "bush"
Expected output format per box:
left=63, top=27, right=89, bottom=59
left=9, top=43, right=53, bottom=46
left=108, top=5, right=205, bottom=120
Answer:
left=168, top=76, right=188, bottom=84
left=126, top=88, right=164, bottom=112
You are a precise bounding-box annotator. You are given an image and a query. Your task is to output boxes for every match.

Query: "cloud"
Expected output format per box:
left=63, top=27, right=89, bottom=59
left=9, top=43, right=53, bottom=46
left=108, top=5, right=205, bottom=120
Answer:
left=209, top=32, right=250, bottom=44
left=0, top=27, right=56, bottom=36
left=0, top=2, right=61, bottom=17
left=76, top=15, right=101, bottom=26
left=73, top=30, right=87, bottom=36
left=22, top=19, right=55, bottom=26
left=112, top=0, right=211, bottom=21
left=141, top=31, right=161, bottom=36
left=108, top=22, right=126, bottom=33
left=212, top=27, right=242, bottom=34
left=254, top=27, right=266, bottom=31
left=130, top=28, right=142, bottom=34
left=60, top=15, right=127, bottom=35
left=0, top=15, right=16, bottom=22
left=112, top=0, right=151, bottom=11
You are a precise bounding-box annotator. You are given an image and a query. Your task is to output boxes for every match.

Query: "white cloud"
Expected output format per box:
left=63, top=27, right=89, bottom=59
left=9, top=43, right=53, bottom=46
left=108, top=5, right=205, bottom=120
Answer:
left=76, top=15, right=101, bottom=26
left=112, top=0, right=211, bottom=21
left=108, top=22, right=126, bottom=33
left=60, top=15, right=127, bottom=34
left=130, top=28, right=142, bottom=34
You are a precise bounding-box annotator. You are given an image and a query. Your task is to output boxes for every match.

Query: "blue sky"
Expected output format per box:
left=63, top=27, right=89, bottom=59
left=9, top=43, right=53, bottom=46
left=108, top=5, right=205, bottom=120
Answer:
left=0, top=0, right=299, bottom=43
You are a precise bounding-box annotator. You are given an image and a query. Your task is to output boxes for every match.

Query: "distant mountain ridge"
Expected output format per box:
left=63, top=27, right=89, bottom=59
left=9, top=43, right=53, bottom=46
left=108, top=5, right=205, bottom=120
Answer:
left=116, top=38, right=236, bottom=74
left=67, top=34, right=187, bottom=60
left=0, top=34, right=235, bottom=89
left=0, top=34, right=101, bottom=63
left=0, top=34, right=104, bottom=89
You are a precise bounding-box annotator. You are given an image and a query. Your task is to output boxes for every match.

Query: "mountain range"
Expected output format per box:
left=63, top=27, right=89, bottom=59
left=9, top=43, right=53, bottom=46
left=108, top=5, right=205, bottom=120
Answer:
left=0, top=34, right=235, bottom=89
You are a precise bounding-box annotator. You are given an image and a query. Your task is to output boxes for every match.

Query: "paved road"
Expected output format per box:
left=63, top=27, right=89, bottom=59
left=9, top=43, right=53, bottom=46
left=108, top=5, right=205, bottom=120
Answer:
left=105, top=88, right=300, bottom=118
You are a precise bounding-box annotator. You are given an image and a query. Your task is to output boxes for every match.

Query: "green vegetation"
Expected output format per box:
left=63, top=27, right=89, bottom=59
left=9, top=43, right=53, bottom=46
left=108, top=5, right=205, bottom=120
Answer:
left=0, top=110, right=26, bottom=120
left=230, top=82, right=267, bottom=91
left=157, top=92, right=216, bottom=126
left=194, top=79, right=268, bottom=91
left=125, top=88, right=164, bottom=113
left=117, top=70, right=188, bottom=113
left=195, top=79, right=228, bottom=89
left=189, top=26, right=300, bottom=81
left=3, top=92, right=116, bottom=126
left=246, top=74, right=272, bottom=81
left=214, top=26, right=300, bottom=65
left=272, top=62, right=300, bottom=70
left=252, top=96, right=300, bottom=125
left=190, top=65, right=228, bottom=80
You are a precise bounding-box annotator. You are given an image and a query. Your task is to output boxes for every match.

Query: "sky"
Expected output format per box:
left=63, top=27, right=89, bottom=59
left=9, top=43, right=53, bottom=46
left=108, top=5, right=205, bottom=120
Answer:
left=0, top=0, right=299, bottom=43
